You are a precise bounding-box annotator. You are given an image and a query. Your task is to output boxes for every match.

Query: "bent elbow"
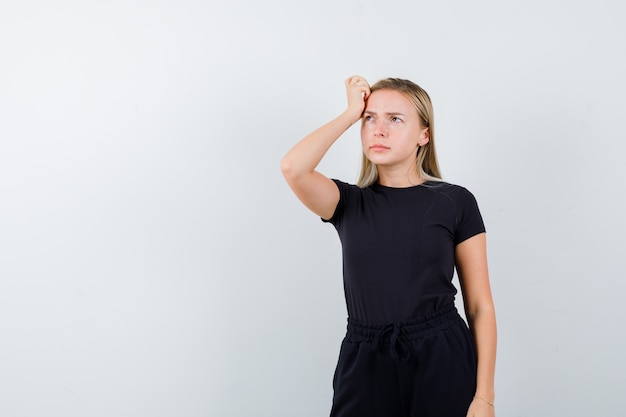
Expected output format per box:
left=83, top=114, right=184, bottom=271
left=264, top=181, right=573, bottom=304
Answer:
left=280, top=156, right=294, bottom=179
left=280, top=156, right=304, bottom=182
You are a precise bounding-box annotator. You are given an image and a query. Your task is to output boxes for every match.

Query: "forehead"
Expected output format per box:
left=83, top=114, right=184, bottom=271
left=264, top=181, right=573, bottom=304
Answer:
left=365, top=89, right=415, bottom=114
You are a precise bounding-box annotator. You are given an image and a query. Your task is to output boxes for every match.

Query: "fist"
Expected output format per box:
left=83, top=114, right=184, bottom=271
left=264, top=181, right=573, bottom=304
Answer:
left=345, top=75, right=371, bottom=116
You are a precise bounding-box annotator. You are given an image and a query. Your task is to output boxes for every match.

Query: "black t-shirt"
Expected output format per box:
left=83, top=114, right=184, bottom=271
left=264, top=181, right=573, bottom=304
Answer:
left=323, top=179, right=486, bottom=324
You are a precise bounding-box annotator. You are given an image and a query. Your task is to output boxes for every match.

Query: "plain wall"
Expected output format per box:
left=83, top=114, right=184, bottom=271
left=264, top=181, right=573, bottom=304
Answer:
left=1, top=0, right=625, bottom=416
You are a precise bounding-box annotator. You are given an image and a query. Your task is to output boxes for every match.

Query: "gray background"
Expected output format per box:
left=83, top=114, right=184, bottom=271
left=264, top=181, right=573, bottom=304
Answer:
left=1, top=0, right=625, bottom=416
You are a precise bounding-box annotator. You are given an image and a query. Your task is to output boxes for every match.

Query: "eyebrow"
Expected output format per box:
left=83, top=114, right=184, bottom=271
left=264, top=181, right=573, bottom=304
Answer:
left=363, top=111, right=407, bottom=116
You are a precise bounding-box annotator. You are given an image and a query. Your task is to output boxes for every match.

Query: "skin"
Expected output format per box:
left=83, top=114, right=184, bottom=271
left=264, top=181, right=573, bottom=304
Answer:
left=281, top=75, right=496, bottom=417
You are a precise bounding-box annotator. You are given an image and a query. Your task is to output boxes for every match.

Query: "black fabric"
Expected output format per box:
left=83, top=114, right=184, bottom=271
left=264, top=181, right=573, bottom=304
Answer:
left=330, top=305, right=477, bottom=417
left=323, top=180, right=485, bottom=324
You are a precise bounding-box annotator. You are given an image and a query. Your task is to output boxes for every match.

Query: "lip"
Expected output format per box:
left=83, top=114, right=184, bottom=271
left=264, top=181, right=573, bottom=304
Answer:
left=369, top=144, right=390, bottom=152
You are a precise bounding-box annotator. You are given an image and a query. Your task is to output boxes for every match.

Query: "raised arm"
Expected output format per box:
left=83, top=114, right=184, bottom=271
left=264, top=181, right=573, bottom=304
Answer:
left=280, top=76, right=370, bottom=219
left=455, top=233, right=497, bottom=417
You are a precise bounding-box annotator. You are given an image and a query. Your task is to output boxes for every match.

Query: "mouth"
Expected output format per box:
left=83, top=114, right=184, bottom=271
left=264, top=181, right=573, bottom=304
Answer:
left=369, top=144, right=390, bottom=152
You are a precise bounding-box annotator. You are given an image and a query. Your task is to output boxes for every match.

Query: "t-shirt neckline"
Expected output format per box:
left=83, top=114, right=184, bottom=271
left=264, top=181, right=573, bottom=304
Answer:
left=372, top=180, right=436, bottom=190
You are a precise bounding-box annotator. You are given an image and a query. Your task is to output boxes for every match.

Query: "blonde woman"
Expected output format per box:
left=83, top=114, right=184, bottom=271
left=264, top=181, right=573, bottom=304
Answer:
left=281, top=76, right=496, bottom=417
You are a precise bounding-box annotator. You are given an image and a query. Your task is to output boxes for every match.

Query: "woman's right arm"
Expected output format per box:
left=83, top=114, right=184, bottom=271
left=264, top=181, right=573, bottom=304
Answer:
left=280, top=76, right=370, bottom=219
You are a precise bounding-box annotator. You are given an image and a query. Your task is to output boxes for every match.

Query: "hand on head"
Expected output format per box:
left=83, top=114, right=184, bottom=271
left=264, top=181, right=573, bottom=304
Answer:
left=345, top=75, right=371, bottom=119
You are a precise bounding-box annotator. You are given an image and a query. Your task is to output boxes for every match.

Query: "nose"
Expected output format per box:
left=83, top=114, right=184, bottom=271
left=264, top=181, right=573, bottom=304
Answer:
left=373, top=119, right=387, bottom=137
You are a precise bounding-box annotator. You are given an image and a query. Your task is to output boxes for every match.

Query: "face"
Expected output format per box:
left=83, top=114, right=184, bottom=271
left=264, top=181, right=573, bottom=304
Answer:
left=361, top=89, right=429, bottom=171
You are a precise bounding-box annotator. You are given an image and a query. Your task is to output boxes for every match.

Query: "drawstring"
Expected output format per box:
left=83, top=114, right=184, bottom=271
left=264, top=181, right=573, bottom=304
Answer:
left=371, top=323, right=411, bottom=362
left=349, top=305, right=459, bottom=362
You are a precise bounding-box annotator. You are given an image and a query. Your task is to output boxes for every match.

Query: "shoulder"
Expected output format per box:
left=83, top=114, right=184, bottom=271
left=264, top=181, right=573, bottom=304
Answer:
left=331, top=179, right=378, bottom=197
left=424, top=182, right=484, bottom=221
left=330, top=178, right=361, bottom=196
left=423, top=180, right=476, bottom=201
left=331, top=178, right=356, bottom=189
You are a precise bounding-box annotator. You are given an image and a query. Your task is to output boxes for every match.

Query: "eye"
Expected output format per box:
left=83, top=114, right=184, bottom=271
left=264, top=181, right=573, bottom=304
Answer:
left=363, top=115, right=374, bottom=122
left=391, top=116, right=402, bottom=123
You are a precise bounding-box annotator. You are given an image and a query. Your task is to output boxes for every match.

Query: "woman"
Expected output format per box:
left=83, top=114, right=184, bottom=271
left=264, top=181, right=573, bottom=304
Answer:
left=280, top=75, right=496, bottom=417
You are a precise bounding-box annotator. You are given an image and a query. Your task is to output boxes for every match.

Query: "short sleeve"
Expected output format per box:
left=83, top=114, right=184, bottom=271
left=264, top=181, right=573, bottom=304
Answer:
left=454, top=187, right=486, bottom=245
left=321, top=179, right=353, bottom=226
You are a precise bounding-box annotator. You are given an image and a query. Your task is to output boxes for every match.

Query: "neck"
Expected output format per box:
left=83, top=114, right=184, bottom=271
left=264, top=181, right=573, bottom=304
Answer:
left=377, top=166, right=423, bottom=188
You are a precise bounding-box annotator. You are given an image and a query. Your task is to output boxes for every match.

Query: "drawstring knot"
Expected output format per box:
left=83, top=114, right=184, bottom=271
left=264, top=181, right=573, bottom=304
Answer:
left=371, top=322, right=411, bottom=362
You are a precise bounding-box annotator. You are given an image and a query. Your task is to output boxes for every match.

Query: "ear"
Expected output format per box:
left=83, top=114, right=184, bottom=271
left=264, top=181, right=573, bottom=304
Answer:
left=418, top=127, right=430, bottom=146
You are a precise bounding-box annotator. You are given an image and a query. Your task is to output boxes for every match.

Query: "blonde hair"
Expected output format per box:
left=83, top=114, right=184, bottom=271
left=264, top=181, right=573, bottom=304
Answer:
left=356, top=78, right=442, bottom=188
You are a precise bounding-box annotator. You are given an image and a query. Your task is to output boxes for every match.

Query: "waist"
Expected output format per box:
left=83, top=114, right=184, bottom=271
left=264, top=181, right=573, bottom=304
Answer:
left=345, top=303, right=463, bottom=342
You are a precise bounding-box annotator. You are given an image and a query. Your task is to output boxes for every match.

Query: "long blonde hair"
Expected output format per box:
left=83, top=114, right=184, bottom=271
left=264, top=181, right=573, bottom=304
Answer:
left=356, top=78, right=442, bottom=188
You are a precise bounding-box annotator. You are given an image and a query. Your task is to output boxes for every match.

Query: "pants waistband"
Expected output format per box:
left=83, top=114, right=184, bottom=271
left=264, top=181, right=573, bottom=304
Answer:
left=345, top=304, right=463, bottom=362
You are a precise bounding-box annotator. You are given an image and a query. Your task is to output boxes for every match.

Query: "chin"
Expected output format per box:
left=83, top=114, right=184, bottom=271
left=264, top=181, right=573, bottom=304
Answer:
left=366, top=155, right=393, bottom=166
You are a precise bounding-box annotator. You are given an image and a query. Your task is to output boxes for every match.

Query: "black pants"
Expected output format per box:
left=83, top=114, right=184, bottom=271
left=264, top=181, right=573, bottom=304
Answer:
left=330, top=305, right=477, bottom=417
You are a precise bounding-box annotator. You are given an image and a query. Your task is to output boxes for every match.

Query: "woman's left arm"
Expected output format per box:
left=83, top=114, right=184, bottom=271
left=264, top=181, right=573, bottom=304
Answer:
left=456, top=232, right=497, bottom=417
